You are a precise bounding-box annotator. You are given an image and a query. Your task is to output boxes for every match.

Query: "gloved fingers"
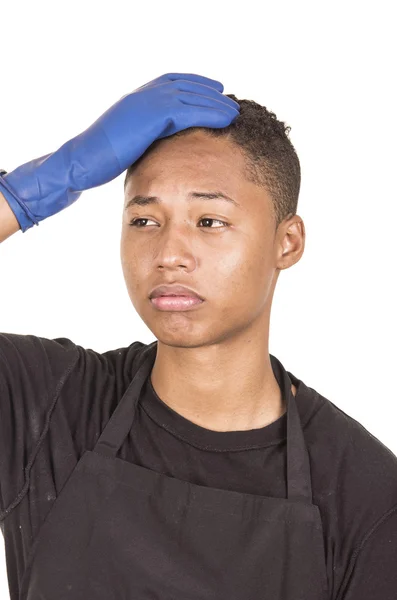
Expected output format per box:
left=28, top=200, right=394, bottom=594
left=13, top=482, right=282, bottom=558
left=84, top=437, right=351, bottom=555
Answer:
left=153, top=72, right=224, bottom=92
left=173, top=80, right=240, bottom=112
left=178, top=91, right=240, bottom=118
left=158, top=106, right=239, bottom=135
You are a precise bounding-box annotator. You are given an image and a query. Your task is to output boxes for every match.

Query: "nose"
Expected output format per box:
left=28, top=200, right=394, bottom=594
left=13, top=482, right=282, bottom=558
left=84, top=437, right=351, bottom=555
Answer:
left=153, top=223, right=198, bottom=271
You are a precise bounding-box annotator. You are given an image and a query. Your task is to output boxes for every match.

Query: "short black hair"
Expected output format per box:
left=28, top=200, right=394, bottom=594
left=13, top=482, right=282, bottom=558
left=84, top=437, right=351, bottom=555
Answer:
left=124, top=94, right=300, bottom=229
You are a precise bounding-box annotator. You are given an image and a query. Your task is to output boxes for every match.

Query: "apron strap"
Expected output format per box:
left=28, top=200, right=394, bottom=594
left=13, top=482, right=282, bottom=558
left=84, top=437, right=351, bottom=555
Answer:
left=286, top=382, right=313, bottom=503
left=93, top=341, right=157, bottom=456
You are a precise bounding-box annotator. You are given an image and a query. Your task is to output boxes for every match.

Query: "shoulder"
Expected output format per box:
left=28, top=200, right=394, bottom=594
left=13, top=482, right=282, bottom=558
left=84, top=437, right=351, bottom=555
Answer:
left=0, top=331, right=146, bottom=387
left=0, top=333, right=148, bottom=517
left=303, top=384, right=397, bottom=513
left=0, top=333, right=81, bottom=406
left=296, top=378, right=397, bottom=595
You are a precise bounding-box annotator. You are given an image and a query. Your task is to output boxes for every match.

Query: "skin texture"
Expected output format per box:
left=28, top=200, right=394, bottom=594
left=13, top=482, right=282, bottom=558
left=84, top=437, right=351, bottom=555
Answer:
left=0, top=190, right=20, bottom=243
left=120, top=131, right=305, bottom=432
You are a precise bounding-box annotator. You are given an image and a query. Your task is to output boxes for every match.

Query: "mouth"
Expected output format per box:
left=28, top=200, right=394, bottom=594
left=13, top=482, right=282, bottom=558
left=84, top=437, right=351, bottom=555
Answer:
left=150, top=295, right=204, bottom=311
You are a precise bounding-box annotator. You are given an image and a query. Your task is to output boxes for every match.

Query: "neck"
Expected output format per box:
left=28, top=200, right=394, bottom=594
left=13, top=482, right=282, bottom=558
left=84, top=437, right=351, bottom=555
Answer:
left=150, top=332, right=295, bottom=433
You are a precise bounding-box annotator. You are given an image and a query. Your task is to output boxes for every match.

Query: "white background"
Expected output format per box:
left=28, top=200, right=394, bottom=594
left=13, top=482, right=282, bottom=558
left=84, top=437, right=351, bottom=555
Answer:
left=0, top=0, right=396, bottom=595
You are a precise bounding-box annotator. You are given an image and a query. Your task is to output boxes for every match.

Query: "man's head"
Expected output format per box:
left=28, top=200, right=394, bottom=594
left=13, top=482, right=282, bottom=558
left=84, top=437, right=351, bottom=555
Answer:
left=120, top=95, right=305, bottom=348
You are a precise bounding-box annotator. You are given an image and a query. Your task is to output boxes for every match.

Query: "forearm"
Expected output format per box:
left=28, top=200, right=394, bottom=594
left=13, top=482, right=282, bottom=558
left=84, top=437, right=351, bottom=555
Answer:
left=0, top=190, right=20, bottom=243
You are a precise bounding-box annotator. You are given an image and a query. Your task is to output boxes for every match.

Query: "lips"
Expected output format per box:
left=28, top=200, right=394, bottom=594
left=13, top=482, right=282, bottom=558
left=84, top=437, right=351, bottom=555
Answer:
left=149, top=284, right=204, bottom=300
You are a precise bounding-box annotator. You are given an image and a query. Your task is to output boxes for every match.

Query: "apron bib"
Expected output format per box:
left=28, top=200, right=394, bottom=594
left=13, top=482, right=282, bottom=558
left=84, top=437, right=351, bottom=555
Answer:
left=20, top=341, right=329, bottom=599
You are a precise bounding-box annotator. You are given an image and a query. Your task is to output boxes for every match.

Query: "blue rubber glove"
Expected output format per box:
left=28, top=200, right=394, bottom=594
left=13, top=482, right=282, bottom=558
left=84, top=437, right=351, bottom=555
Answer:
left=0, top=73, right=240, bottom=233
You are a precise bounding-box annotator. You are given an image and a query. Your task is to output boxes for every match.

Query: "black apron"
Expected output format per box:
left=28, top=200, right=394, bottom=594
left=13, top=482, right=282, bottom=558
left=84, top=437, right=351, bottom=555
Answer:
left=20, top=341, right=329, bottom=599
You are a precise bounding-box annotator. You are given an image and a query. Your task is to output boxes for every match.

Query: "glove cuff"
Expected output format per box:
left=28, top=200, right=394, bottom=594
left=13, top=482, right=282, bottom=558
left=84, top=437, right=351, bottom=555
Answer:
left=0, top=173, right=39, bottom=233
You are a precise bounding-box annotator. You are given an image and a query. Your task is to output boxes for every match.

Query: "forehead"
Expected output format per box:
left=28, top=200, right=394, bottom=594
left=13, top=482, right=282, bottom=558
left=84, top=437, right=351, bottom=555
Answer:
left=125, top=132, right=250, bottom=195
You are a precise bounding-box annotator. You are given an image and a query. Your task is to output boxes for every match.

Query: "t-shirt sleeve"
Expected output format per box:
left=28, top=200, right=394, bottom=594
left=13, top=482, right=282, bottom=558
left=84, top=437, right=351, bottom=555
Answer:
left=0, top=332, right=79, bottom=518
left=339, top=506, right=397, bottom=600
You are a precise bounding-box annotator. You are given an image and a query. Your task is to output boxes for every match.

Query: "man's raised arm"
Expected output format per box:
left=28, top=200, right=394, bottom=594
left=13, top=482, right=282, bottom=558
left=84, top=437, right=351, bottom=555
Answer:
left=0, top=74, right=239, bottom=244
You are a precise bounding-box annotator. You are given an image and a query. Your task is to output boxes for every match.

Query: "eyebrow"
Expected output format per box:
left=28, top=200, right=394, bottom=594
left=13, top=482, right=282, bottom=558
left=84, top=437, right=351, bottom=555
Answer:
left=124, top=191, right=241, bottom=211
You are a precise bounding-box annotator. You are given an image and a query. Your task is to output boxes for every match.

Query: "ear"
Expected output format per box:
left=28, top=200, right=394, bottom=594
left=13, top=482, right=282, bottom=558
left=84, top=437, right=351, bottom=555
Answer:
left=276, top=215, right=305, bottom=270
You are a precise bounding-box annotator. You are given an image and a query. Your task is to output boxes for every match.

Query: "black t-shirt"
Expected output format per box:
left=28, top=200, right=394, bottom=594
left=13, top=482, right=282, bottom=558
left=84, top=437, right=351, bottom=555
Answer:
left=0, top=333, right=396, bottom=600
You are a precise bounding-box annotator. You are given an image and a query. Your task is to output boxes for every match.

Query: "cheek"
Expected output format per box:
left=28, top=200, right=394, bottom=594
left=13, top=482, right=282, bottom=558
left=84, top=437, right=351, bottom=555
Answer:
left=222, top=237, right=274, bottom=299
left=220, top=233, right=270, bottom=275
left=120, top=233, right=148, bottom=272
left=208, top=243, right=259, bottom=297
left=120, top=247, right=146, bottom=297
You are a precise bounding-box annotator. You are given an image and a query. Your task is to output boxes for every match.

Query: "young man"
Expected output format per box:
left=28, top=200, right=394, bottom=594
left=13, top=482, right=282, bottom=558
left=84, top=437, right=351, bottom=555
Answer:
left=0, top=73, right=396, bottom=600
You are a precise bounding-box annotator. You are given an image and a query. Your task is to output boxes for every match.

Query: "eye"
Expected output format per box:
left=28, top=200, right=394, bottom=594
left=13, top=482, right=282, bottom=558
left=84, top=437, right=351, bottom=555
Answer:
left=129, top=217, right=229, bottom=229
left=128, top=218, right=156, bottom=228
left=199, top=218, right=229, bottom=229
